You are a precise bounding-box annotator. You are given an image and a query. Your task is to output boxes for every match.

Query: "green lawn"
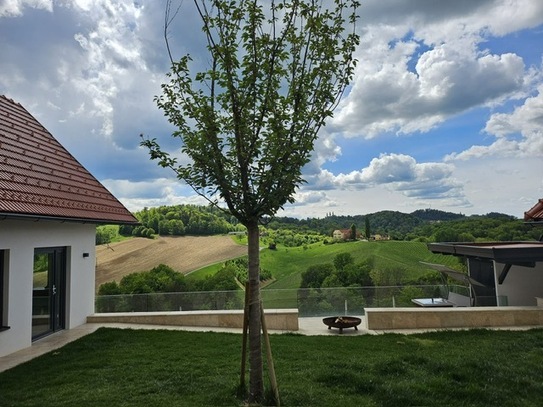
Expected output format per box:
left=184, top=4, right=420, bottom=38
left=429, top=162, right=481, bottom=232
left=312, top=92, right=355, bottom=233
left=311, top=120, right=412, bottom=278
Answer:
left=2, top=328, right=543, bottom=406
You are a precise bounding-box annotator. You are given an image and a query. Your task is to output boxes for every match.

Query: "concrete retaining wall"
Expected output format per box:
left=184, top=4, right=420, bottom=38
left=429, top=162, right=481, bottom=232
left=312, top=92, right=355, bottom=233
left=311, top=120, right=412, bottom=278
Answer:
left=88, top=309, right=299, bottom=331
left=365, top=306, right=543, bottom=330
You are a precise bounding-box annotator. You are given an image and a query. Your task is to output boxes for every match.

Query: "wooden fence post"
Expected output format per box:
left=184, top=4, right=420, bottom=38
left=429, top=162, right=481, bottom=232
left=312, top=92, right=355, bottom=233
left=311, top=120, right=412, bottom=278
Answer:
left=240, top=282, right=250, bottom=389
left=261, top=300, right=280, bottom=406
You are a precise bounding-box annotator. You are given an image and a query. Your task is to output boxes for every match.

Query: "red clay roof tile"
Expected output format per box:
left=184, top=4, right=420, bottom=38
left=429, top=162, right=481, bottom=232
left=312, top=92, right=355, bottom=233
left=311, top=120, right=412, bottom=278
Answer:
left=0, top=95, right=138, bottom=224
left=525, top=199, right=543, bottom=222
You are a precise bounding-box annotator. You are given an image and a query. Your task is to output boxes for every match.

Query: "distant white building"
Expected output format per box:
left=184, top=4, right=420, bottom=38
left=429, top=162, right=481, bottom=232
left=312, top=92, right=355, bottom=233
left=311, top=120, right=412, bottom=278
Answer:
left=0, top=95, right=138, bottom=358
left=332, top=229, right=351, bottom=240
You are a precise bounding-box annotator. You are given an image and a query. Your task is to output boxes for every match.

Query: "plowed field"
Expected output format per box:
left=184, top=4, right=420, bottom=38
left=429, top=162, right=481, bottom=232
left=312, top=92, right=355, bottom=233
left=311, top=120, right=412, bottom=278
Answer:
left=95, top=235, right=247, bottom=291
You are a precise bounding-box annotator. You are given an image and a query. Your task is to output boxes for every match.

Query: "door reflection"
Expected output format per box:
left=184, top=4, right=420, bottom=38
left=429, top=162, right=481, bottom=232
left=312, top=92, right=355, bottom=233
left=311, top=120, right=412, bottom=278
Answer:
left=32, top=252, right=51, bottom=339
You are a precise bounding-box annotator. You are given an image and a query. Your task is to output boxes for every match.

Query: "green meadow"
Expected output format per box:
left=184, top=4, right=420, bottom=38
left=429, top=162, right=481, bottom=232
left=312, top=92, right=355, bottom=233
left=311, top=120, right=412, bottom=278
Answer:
left=188, top=240, right=463, bottom=290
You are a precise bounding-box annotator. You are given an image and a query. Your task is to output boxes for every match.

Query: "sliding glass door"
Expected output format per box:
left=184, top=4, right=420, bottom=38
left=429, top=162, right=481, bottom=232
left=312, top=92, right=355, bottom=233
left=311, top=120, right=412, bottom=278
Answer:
left=32, top=247, right=66, bottom=340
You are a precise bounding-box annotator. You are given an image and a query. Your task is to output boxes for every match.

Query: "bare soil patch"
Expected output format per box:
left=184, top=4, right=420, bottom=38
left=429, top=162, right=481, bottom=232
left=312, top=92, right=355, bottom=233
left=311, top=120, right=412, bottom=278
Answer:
left=95, top=235, right=247, bottom=291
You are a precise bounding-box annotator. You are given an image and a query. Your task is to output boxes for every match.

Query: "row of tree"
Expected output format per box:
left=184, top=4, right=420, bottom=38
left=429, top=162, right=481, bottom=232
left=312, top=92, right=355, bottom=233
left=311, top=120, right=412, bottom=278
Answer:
left=97, top=205, right=540, bottom=245
left=119, top=204, right=245, bottom=238
left=97, top=258, right=272, bottom=297
left=266, top=211, right=538, bottom=242
left=98, top=263, right=240, bottom=296
left=96, top=264, right=244, bottom=313
left=95, top=261, right=275, bottom=314
left=409, top=215, right=540, bottom=242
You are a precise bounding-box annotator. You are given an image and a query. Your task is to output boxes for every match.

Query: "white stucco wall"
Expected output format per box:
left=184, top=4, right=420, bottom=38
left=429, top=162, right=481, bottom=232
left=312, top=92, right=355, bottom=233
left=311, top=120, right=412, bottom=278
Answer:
left=494, top=261, right=543, bottom=306
left=0, top=219, right=96, bottom=358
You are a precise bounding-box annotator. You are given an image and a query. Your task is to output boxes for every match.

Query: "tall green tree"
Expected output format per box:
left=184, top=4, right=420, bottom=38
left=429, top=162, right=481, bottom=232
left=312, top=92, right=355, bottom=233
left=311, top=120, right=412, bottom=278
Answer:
left=141, top=0, right=359, bottom=402
left=365, top=215, right=371, bottom=239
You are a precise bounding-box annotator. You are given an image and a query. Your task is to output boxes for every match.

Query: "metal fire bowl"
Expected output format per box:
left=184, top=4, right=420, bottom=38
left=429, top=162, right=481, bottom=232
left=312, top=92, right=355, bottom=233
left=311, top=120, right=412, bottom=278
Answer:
left=322, top=316, right=362, bottom=333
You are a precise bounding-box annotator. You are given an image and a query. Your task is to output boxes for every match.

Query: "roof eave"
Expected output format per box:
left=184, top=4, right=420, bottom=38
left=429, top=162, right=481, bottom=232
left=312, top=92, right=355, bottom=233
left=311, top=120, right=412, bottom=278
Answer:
left=427, top=241, right=543, bottom=264
left=0, top=212, right=140, bottom=226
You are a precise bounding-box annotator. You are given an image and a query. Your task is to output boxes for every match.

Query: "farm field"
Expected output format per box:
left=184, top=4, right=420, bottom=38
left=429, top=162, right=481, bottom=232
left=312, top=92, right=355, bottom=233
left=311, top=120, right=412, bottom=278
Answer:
left=96, top=237, right=463, bottom=292
left=95, top=235, right=247, bottom=291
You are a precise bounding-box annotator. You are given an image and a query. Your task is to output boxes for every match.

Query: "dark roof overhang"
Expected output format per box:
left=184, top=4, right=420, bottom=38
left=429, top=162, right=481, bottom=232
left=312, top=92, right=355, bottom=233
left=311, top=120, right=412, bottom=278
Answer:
left=0, top=212, right=140, bottom=226
left=427, top=241, right=543, bottom=264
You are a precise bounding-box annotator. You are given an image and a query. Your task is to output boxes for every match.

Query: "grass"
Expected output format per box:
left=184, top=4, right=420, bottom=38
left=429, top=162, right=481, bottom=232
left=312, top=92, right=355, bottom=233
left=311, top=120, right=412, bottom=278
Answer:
left=185, top=262, right=224, bottom=280
left=2, top=328, right=543, bottom=406
left=189, top=240, right=463, bottom=289
left=130, top=240, right=466, bottom=314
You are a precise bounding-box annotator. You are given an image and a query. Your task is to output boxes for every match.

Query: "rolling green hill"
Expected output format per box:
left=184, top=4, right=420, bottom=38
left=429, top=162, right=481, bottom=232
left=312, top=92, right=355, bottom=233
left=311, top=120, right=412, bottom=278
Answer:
left=187, top=240, right=463, bottom=290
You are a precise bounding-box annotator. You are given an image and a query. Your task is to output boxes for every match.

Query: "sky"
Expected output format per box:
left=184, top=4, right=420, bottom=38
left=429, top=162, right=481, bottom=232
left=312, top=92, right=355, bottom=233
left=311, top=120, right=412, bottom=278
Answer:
left=1, top=0, right=542, bottom=219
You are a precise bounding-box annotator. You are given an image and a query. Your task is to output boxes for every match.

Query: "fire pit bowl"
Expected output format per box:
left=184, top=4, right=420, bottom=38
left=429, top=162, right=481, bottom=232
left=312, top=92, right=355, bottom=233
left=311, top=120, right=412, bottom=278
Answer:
left=322, top=316, right=362, bottom=333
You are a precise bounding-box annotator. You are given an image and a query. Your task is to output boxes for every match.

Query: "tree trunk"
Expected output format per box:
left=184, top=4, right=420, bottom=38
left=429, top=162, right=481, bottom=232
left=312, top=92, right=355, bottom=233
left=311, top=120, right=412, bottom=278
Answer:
left=247, top=220, right=263, bottom=403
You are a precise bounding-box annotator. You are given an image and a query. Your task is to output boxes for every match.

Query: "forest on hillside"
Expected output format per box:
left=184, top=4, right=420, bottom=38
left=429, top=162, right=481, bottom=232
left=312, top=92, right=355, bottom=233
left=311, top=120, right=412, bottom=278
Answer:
left=96, top=204, right=541, bottom=245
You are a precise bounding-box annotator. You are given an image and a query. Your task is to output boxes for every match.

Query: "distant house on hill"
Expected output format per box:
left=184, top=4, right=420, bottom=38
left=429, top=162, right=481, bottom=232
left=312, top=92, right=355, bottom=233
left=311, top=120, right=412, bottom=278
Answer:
left=332, top=228, right=362, bottom=241
left=332, top=229, right=350, bottom=240
left=0, top=95, right=138, bottom=358
left=370, top=234, right=390, bottom=241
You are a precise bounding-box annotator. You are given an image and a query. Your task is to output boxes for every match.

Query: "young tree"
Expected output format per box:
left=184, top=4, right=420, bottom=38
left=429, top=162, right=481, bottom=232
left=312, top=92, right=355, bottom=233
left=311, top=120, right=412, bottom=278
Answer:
left=333, top=252, right=354, bottom=271
left=141, top=0, right=359, bottom=402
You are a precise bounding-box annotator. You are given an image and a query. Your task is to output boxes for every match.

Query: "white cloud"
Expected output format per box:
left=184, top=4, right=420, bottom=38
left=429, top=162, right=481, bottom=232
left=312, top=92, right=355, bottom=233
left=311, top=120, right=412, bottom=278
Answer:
left=359, top=154, right=418, bottom=183
left=447, top=85, right=543, bottom=160
left=450, top=157, right=542, bottom=217
left=472, top=0, right=543, bottom=37
left=2, top=0, right=542, bottom=219
left=333, top=39, right=529, bottom=137
left=303, top=153, right=466, bottom=204
left=101, top=178, right=207, bottom=212
left=0, top=0, right=52, bottom=17
left=67, top=1, right=149, bottom=138
left=330, top=0, right=543, bottom=139
left=0, top=0, right=172, bottom=180
left=303, top=169, right=338, bottom=191
left=289, top=191, right=333, bottom=206
left=362, top=0, right=543, bottom=45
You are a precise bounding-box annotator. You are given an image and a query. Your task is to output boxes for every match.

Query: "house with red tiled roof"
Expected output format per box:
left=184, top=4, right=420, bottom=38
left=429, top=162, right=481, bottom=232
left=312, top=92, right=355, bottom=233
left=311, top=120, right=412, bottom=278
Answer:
left=0, top=95, right=138, bottom=358
left=525, top=198, right=543, bottom=225
left=332, top=228, right=352, bottom=241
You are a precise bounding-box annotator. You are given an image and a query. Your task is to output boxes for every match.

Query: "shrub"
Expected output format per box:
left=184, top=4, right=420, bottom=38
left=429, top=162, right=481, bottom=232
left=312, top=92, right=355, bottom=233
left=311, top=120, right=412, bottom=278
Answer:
left=98, top=281, right=121, bottom=296
left=96, top=225, right=120, bottom=245
left=396, top=286, right=426, bottom=307
left=300, top=263, right=335, bottom=288
left=220, top=257, right=272, bottom=284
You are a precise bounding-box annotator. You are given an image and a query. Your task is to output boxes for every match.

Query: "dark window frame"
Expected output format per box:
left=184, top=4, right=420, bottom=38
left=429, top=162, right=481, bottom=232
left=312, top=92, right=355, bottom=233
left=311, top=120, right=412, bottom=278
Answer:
left=0, top=250, right=8, bottom=331
left=32, top=247, right=66, bottom=340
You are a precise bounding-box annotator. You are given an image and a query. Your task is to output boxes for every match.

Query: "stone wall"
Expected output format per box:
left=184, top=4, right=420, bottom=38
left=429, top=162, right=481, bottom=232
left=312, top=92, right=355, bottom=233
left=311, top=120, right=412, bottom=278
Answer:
left=365, top=306, right=543, bottom=330
left=88, top=309, right=299, bottom=331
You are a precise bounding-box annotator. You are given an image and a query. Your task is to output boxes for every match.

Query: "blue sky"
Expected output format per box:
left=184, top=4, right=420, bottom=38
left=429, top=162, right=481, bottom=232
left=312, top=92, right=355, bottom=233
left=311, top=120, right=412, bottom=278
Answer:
left=1, top=0, right=542, bottom=218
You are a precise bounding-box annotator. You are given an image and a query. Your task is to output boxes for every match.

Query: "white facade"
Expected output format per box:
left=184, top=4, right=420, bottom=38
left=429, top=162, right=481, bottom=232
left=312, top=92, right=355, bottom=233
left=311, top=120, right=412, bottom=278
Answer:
left=0, top=219, right=96, bottom=357
left=493, top=261, right=543, bottom=306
